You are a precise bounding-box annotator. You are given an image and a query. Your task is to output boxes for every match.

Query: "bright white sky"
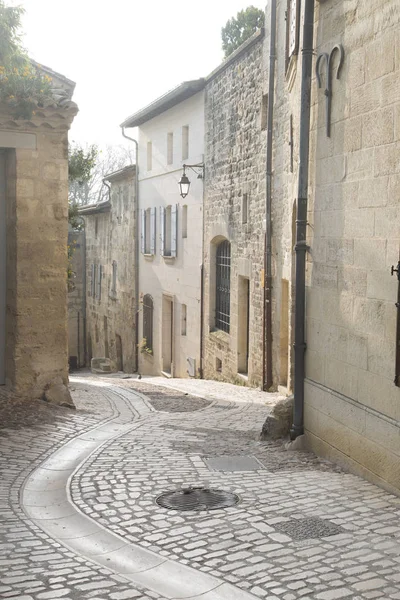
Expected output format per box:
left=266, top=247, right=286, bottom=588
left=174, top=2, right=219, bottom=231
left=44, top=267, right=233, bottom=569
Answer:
left=18, top=0, right=266, bottom=147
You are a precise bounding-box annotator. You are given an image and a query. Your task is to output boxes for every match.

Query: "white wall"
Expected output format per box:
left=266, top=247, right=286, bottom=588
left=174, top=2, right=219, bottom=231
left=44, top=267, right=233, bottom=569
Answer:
left=138, top=91, right=204, bottom=377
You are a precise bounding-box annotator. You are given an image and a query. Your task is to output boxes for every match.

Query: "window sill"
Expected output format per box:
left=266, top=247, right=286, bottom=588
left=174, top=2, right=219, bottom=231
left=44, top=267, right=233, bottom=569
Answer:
left=143, top=253, right=155, bottom=259
left=209, top=329, right=230, bottom=346
left=109, top=293, right=117, bottom=301
left=141, top=351, right=154, bottom=361
left=162, top=254, right=176, bottom=261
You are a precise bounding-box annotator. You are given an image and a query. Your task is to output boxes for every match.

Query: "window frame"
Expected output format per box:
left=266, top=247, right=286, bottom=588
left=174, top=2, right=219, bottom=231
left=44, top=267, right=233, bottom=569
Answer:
left=143, top=294, right=154, bottom=354
left=215, top=240, right=231, bottom=333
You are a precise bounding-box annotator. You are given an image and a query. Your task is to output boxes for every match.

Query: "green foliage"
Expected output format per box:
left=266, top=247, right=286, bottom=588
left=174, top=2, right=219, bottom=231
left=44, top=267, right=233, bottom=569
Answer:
left=0, top=0, right=54, bottom=118
left=68, top=202, right=83, bottom=232
left=221, top=5, right=264, bottom=58
left=68, top=143, right=98, bottom=185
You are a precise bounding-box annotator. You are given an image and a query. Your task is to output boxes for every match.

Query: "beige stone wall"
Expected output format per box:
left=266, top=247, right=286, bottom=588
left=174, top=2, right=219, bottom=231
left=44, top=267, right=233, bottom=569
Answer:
left=84, top=168, right=137, bottom=373
left=203, top=32, right=266, bottom=388
left=2, top=122, right=75, bottom=398
left=303, top=0, right=400, bottom=492
left=68, top=230, right=85, bottom=368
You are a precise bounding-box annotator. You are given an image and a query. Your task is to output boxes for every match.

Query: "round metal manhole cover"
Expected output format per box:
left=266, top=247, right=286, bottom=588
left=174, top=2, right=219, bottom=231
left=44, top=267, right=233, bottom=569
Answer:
left=156, top=486, right=240, bottom=511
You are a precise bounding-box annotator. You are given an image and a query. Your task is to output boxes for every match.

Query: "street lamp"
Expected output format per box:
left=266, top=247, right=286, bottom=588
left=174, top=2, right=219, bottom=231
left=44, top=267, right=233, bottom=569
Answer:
left=178, top=163, right=204, bottom=199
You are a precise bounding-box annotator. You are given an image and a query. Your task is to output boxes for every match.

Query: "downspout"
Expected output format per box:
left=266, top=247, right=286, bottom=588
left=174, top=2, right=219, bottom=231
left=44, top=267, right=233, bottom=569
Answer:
left=199, top=263, right=204, bottom=379
left=121, top=128, right=140, bottom=373
left=291, top=0, right=315, bottom=439
left=263, top=0, right=277, bottom=391
left=74, top=215, right=87, bottom=367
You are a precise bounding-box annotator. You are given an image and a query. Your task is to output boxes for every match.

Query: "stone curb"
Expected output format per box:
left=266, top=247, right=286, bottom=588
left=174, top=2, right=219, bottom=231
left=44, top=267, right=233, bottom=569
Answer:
left=21, top=381, right=258, bottom=600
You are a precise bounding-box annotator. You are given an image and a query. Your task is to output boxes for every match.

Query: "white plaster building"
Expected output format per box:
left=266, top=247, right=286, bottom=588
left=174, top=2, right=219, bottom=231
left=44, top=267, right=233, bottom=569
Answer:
left=121, top=81, right=205, bottom=378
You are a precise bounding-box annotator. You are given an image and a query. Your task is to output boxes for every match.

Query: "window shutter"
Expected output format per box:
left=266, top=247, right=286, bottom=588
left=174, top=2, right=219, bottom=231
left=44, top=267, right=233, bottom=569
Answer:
left=171, top=204, right=178, bottom=258
left=160, top=206, right=165, bottom=256
left=97, top=265, right=102, bottom=300
left=150, top=207, right=156, bottom=255
left=141, top=209, right=145, bottom=254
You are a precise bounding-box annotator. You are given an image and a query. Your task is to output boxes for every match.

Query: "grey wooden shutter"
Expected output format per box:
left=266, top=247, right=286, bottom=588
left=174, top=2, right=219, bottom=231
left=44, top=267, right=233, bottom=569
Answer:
left=97, top=265, right=102, bottom=300
left=160, top=206, right=165, bottom=256
left=150, top=207, right=156, bottom=255
left=141, top=209, right=145, bottom=254
left=171, top=204, right=178, bottom=258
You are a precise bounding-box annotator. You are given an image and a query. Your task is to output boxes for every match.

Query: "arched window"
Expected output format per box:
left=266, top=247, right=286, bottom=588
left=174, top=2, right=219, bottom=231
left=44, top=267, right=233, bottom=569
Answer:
left=215, top=240, right=231, bottom=333
left=143, top=294, right=154, bottom=353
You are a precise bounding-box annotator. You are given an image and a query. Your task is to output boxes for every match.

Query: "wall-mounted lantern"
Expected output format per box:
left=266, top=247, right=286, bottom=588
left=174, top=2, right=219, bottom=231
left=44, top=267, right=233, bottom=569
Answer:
left=178, top=163, right=204, bottom=199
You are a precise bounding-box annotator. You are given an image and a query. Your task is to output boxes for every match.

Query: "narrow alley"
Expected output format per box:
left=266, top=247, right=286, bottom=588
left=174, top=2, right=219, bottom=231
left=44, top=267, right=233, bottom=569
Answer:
left=1, top=376, right=400, bottom=600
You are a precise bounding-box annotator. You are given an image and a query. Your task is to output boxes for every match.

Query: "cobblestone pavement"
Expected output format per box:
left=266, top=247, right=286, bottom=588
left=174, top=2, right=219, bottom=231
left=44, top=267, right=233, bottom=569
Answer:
left=1, top=374, right=400, bottom=600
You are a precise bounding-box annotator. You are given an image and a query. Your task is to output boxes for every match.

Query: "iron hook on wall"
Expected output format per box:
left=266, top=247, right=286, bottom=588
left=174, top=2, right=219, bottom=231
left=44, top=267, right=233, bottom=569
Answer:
left=316, top=44, right=345, bottom=137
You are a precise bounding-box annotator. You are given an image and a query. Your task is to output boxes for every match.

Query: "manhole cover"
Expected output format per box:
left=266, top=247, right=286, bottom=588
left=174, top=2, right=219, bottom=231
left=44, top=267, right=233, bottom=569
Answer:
left=274, top=517, right=344, bottom=540
left=205, top=455, right=265, bottom=472
left=156, top=487, right=240, bottom=511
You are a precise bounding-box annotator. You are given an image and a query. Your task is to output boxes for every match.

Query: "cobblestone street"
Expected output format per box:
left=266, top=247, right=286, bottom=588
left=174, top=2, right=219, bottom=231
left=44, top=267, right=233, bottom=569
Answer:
left=1, top=374, right=400, bottom=599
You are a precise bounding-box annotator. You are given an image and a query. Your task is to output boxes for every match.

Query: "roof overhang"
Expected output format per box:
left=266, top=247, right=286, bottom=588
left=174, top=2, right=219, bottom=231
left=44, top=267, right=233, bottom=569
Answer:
left=120, top=79, right=205, bottom=128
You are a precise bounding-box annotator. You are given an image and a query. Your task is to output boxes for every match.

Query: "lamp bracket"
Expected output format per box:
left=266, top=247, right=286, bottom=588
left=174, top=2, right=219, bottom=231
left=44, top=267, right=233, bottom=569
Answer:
left=183, top=163, right=204, bottom=179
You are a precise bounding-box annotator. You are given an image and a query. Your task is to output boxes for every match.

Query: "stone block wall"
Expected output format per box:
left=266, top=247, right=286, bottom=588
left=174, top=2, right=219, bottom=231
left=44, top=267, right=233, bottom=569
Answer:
left=84, top=167, right=136, bottom=373
left=2, top=125, right=75, bottom=398
left=303, top=0, right=400, bottom=493
left=203, top=31, right=266, bottom=388
left=68, top=230, right=85, bottom=368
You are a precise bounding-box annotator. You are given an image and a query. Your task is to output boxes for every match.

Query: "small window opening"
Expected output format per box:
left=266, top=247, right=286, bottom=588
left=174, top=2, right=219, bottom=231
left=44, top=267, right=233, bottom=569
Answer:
left=145, top=208, right=151, bottom=254
left=111, top=261, right=117, bottom=296
left=182, top=205, right=188, bottom=238
left=182, top=125, right=189, bottom=161
left=147, top=141, right=152, bottom=171
left=216, top=357, right=222, bottom=372
left=181, top=304, right=187, bottom=336
left=167, top=132, right=173, bottom=165
left=242, top=193, right=248, bottom=224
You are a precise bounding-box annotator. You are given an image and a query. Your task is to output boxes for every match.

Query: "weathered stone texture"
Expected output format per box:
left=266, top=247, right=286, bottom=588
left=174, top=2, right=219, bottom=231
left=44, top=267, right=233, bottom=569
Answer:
left=203, top=33, right=266, bottom=388
left=68, top=230, right=85, bottom=368
left=84, top=167, right=137, bottom=373
left=304, top=0, right=400, bottom=492
left=3, top=120, right=76, bottom=399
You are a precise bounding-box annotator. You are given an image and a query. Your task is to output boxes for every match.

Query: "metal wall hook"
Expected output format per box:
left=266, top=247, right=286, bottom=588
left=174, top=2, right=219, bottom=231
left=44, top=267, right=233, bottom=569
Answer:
left=316, top=44, right=345, bottom=137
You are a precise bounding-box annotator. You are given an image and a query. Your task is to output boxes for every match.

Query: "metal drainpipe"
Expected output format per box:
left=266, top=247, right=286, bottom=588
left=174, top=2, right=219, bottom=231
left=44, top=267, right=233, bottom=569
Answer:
left=74, top=216, right=87, bottom=367
left=121, top=128, right=140, bottom=373
left=291, top=0, right=315, bottom=440
left=263, top=0, right=277, bottom=391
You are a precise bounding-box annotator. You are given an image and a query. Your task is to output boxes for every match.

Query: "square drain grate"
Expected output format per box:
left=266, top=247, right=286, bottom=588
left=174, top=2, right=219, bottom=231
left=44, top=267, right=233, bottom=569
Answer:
left=205, top=455, right=265, bottom=472
left=273, top=517, right=344, bottom=540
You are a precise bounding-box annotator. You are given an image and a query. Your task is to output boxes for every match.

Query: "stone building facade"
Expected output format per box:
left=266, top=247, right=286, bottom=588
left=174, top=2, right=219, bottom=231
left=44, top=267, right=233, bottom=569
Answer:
left=0, top=67, right=78, bottom=399
left=202, top=31, right=266, bottom=388
left=122, top=82, right=204, bottom=378
left=304, top=0, right=400, bottom=494
left=81, top=166, right=137, bottom=373
left=264, top=0, right=400, bottom=493
left=67, top=229, right=85, bottom=369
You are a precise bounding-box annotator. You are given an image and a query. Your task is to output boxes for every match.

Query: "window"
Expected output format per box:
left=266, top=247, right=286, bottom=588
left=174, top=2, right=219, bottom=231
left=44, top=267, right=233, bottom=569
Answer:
left=167, top=132, right=173, bottom=165
left=147, top=141, right=152, bottom=171
left=182, top=125, right=189, bottom=161
left=261, top=94, right=268, bottom=130
left=181, top=304, right=187, bottom=336
left=96, top=265, right=102, bottom=300
left=215, top=240, right=231, bottom=333
left=143, top=294, right=154, bottom=353
left=160, top=204, right=178, bottom=257
left=286, top=0, right=300, bottom=70
left=90, top=264, right=96, bottom=297
left=242, top=193, right=248, bottom=224
left=141, top=207, right=156, bottom=255
left=182, top=205, right=188, bottom=238
left=111, top=261, right=117, bottom=296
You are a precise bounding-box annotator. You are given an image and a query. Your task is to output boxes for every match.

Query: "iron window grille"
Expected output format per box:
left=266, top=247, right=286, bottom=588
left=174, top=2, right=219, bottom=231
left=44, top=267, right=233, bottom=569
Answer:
left=143, top=294, right=154, bottom=353
left=215, top=240, right=231, bottom=333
